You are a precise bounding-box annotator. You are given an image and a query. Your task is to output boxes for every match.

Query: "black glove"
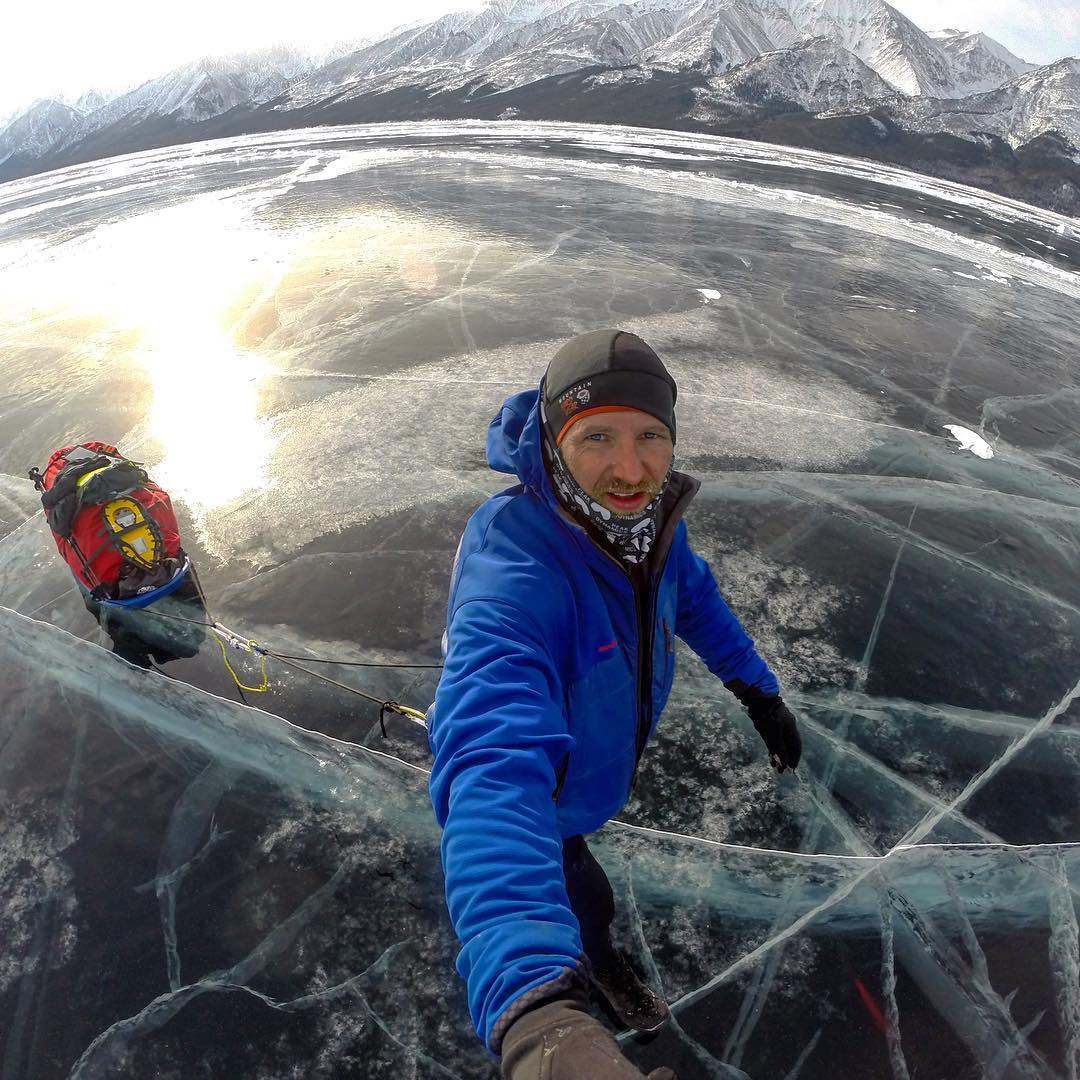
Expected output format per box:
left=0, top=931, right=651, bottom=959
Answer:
left=746, top=696, right=802, bottom=773
left=501, top=994, right=677, bottom=1080
left=723, top=680, right=803, bottom=773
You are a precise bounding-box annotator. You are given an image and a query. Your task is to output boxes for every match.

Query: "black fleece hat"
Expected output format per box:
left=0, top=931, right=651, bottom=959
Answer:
left=543, top=329, right=678, bottom=445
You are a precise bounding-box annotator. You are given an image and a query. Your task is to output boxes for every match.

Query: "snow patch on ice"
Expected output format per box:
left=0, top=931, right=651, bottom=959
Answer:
left=698, top=288, right=722, bottom=302
left=943, top=425, right=994, bottom=459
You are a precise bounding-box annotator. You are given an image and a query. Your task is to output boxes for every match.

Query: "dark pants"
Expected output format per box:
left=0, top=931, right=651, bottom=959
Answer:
left=562, top=835, right=617, bottom=970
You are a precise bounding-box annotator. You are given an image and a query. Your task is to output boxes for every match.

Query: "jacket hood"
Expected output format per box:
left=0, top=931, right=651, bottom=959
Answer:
left=486, top=385, right=550, bottom=495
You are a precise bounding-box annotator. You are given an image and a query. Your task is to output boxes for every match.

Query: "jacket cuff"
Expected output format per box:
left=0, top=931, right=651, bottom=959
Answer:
left=488, top=962, right=586, bottom=1056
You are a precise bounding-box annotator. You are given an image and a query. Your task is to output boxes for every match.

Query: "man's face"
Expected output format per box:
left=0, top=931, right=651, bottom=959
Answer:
left=558, top=409, right=673, bottom=517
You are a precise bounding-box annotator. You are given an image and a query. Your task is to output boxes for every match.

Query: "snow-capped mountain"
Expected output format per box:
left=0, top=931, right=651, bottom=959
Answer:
left=889, top=56, right=1080, bottom=149
left=1, top=0, right=1077, bottom=215
left=61, top=46, right=311, bottom=147
left=691, top=36, right=896, bottom=117
left=461, top=3, right=684, bottom=93
left=0, top=99, right=82, bottom=168
left=279, top=0, right=633, bottom=106
left=930, top=29, right=1035, bottom=95
left=773, top=0, right=957, bottom=96
left=637, top=0, right=953, bottom=95
left=638, top=0, right=780, bottom=76
left=69, top=89, right=113, bottom=115
left=279, top=0, right=991, bottom=106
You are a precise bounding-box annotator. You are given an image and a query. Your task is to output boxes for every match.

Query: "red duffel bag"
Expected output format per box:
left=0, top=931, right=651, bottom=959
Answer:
left=30, top=441, right=184, bottom=600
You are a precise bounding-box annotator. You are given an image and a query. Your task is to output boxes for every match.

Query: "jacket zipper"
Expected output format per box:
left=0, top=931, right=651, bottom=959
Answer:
left=624, top=481, right=699, bottom=793
left=547, top=473, right=701, bottom=799
left=629, top=564, right=664, bottom=793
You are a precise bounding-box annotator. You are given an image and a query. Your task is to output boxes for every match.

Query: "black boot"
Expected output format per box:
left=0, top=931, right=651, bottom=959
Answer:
left=590, top=949, right=670, bottom=1034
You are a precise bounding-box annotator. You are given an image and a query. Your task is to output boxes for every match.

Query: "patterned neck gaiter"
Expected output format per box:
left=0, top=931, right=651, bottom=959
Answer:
left=541, top=430, right=671, bottom=566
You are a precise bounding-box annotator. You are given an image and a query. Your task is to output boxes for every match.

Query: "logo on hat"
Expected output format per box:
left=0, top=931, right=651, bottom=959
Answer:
left=559, top=382, right=592, bottom=417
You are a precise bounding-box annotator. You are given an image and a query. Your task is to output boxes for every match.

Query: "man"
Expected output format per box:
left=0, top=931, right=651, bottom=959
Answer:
left=429, top=330, right=802, bottom=1078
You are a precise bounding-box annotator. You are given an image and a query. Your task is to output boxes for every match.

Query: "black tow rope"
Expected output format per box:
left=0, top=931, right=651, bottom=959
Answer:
left=264, top=650, right=431, bottom=730
left=124, top=566, right=437, bottom=731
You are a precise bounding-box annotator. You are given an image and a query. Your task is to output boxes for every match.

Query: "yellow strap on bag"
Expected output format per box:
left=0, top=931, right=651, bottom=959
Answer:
left=75, top=466, right=110, bottom=489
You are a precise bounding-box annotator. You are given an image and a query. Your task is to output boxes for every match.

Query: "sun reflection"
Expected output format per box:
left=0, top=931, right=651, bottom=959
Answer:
left=2, top=180, right=482, bottom=518
left=141, top=341, right=276, bottom=511
left=76, top=194, right=293, bottom=512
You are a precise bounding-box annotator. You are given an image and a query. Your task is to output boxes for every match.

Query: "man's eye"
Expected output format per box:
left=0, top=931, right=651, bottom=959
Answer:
left=586, top=433, right=607, bottom=442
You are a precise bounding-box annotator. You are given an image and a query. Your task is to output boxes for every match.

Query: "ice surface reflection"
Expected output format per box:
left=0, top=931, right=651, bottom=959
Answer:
left=0, top=123, right=1078, bottom=1079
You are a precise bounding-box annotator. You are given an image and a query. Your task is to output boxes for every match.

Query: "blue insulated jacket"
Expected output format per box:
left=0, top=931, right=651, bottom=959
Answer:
left=428, top=386, right=779, bottom=1053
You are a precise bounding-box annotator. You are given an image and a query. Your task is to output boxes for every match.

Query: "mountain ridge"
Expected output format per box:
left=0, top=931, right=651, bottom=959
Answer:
left=1, top=0, right=1077, bottom=215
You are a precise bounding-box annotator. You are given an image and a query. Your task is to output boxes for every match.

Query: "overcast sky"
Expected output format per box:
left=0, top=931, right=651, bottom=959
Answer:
left=3, top=0, right=1078, bottom=119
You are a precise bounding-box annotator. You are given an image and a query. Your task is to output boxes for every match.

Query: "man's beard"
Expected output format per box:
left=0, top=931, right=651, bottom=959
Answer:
left=591, top=477, right=664, bottom=517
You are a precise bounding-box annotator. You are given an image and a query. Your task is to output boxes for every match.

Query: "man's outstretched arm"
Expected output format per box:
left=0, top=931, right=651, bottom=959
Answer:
left=429, top=596, right=582, bottom=1053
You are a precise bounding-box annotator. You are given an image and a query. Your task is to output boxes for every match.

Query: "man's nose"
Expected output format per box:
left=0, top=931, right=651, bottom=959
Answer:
left=610, top=440, right=648, bottom=484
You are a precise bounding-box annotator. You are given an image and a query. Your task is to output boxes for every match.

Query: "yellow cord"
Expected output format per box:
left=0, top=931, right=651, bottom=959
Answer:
left=206, top=620, right=429, bottom=717
left=214, top=633, right=270, bottom=693
left=395, top=704, right=429, bottom=725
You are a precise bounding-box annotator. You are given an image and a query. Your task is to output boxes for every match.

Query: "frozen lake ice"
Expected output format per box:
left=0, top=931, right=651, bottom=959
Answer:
left=0, top=122, right=1078, bottom=1079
